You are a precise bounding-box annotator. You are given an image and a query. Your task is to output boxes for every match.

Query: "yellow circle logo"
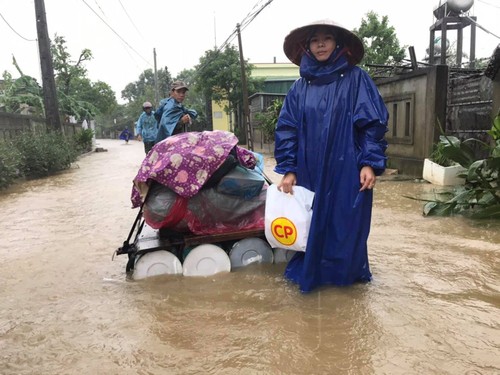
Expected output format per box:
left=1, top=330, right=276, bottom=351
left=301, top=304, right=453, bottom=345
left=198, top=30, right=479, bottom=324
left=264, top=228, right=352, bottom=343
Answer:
left=270, top=217, right=297, bottom=246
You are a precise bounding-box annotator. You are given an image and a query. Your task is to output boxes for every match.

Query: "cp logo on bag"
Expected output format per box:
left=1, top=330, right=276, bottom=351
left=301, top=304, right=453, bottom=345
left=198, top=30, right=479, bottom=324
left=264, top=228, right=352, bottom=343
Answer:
left=270, top=217, right=297, bottom=246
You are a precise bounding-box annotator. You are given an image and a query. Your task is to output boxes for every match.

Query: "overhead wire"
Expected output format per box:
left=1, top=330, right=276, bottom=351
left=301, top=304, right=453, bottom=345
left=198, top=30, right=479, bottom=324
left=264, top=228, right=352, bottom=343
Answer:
left=90, top=0, right=145, bottom=73
left=0, top=11, right=36, bottom=42
left=93, top=0, right=107, bottom=18
left=239, top=0, right=266, bottom=29
left=80, top=0, right=152, bottom=66
left=477, top=0, right=500, bottom=9
left=240, top=0, right=274, bottom=32
left=462, top=13, right=500, bottom=40
left=194, top=0, right=274, bottom=76
left=117, top=0, right=146, bottom=41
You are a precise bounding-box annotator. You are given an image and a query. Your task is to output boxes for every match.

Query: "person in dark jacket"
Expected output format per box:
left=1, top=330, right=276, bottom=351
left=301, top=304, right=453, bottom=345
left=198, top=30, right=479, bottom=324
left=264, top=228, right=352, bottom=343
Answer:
left=155, top=81, right=197, bottom=143
left=119, top=127, right=133, bottom=144
left=274, top=19, right=388, bottom=292
left=135, top=101, right=158, bottom=154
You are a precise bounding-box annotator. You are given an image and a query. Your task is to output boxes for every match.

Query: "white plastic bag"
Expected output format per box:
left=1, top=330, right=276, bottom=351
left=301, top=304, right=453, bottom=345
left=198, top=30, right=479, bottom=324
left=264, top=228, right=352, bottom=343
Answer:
left=264, top=184, right=315, bottom=252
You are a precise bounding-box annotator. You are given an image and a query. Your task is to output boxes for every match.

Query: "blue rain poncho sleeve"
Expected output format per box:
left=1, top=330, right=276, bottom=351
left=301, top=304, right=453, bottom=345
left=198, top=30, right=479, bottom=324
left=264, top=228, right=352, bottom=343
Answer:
left=274, top=85, right=300, bottom=176
left=353, top=73, right=389, bottom=176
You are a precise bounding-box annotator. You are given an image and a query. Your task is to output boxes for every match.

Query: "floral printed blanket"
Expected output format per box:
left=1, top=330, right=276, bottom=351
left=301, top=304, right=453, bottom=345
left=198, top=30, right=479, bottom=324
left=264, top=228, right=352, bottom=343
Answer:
left=131, top=130, right=256, bottom=208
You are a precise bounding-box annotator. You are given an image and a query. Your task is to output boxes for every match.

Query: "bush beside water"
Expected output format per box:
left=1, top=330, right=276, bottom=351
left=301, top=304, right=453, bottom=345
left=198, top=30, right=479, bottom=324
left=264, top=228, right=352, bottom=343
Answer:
left=0, top=129, right=94, bottom=189
left=0, top=140, right=22, bottom=189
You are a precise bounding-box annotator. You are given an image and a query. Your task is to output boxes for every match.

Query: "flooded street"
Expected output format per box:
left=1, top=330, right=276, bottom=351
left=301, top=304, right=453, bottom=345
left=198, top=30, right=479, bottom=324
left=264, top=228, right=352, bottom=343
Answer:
left=0, top=139, right=498, bottom=375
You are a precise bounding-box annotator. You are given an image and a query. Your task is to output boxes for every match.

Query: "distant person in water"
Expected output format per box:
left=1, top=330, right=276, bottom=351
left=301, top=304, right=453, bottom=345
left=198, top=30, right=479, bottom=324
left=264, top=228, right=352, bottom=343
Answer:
left=135, top=101, right=158, bottom=154
left=119, top=127, right=133, bottom=144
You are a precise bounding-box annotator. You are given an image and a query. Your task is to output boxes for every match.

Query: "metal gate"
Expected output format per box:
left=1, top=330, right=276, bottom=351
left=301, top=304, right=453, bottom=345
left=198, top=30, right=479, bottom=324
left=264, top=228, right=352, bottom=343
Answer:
left=446, top=69, right=494, bottom=158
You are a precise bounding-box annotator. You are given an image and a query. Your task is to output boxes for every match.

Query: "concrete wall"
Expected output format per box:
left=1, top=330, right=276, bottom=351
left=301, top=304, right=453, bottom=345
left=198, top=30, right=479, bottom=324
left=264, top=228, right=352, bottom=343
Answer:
left=377, top=65, right=449, bottom=177
left=0, top=112, right=83, bottom=141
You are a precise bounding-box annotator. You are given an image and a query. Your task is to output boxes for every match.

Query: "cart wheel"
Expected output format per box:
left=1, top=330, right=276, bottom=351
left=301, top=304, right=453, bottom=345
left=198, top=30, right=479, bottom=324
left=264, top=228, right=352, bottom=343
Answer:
left=133, top=250, right=183, bottom=280
left=182, top=244, right=231, bottom=277
left=229, top=237, right=274, bottom=268
left=273, top=248, right=295, bottom=263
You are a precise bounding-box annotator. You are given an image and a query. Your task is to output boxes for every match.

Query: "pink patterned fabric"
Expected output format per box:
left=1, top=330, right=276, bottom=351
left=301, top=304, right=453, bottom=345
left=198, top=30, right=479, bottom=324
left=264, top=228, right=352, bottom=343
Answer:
left=131, top=130, right=256, bottom=208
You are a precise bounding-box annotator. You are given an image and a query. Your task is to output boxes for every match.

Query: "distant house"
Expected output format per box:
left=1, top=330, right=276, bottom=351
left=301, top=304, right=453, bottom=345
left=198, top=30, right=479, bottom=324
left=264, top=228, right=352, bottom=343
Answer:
left=251, top=62, right=299, bottom=94
left=212, top=100, right=232, bottom=132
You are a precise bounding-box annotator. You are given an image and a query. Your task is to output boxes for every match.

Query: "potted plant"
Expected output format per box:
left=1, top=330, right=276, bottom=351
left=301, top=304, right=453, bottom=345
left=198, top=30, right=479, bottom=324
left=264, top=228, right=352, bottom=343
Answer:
left=422, top=135, right=467, bottom=186
left=414, top=114, right=500, bottom=219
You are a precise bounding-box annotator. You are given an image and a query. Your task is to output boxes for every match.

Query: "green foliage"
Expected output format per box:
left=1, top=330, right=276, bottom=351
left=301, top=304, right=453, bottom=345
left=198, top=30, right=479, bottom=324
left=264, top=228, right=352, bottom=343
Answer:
left=0, top=71, right=44, bottom=116
left=419, top=115, right=500, bottom=219
left=73, top=128, right=94, bottom=153
left=487, top=113, right=500, bottom=145
left=175, top=68, right=208, bottom=129
left=195, top=46, right=243, bottom=107
left=58, top=89, right=98, bottom=120
left=429, top=137, right=456, bottom=167
left=1, top=35, right=116, bottom=120
left=430, top=134, right=479, bottom=168
left=354, top=11, right=406, bottom=74
left=121, top=68, right=172, bottom=104
left=51, top=35, right=92, bottom=96
left=13, top=131, right=78, bottom=179
left=194, top=46, right=263, bottom=133
left=0, top=139, right=22, bottom=189
left=255, top=98, right=283, bottom=143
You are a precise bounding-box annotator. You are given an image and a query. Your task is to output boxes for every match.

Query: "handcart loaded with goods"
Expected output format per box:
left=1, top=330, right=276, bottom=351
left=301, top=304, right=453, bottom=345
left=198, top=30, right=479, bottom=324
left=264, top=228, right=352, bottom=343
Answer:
left=114, top=130, right=294, bottom=280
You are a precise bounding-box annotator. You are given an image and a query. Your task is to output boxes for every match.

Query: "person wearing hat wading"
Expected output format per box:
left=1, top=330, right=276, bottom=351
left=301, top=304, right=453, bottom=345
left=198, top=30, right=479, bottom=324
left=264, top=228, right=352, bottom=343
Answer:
left=274, top=19, right=388, bottom=292
left=135, top=101, right=158, bottom=154
left=155, top=81, right=197, bottom=144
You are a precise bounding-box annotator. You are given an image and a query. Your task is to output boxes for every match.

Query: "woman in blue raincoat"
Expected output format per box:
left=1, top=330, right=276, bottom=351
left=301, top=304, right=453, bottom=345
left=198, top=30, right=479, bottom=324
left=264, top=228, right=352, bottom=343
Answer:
left=274, top=19, right=388, bottom=292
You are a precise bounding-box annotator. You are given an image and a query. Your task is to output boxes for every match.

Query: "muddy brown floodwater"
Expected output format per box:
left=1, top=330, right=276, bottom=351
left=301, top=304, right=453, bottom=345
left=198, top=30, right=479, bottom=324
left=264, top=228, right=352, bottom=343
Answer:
left=0, top=139, right=499, bottom=375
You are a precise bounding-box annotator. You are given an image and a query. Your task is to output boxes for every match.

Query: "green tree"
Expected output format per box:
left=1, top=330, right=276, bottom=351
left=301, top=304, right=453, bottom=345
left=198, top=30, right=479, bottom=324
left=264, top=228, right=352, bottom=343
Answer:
left=50, top=35, right=117, bottom=119
left=51, top=35, right=92, bottom=96
left=255, top=98, right=283, bottom=144
left=354, top=11, right=406, bottom=75
left=2, top=35, right=116, bottom=120
left=0, top=69, right=43, bottom=116
left=121, top=67, right=172, bottom=105
left=194, top=45, right=263, bottom=138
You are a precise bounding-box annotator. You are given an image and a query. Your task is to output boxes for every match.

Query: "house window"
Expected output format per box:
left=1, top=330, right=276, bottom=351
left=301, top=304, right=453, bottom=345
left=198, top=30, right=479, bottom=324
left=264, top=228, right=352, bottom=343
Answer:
left=213, top=111, right=223, bottom=119
left=383, top=93, right=415, bottom=145
left=392, top=103, right=398, bottom=137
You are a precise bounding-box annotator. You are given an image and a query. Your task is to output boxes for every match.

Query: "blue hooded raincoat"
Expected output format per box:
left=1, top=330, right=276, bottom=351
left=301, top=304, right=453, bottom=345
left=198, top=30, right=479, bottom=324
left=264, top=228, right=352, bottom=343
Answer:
left=274, top=47, right=388, bottom=292
left=156, top=97, right=198, bottom=143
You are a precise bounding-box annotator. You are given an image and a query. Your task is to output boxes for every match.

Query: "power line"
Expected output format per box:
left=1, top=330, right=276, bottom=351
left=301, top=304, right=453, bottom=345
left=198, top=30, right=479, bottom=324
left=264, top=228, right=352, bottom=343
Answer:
left=218, top=0, right=274, bottom=53
left=80, top=0, right=152, bottom=66
left=93, top=0, right=107, bottom=18
left=117, top=0, right=146, bottom=41
left=0, top=11, right=36, bottom=42
left=477, top=0, right=500, bottom=9
left=240, top=0, right=274, bottom=32
left=194, top=0, right=274, bottom=76
left=463, top=13, right=500, bottom=40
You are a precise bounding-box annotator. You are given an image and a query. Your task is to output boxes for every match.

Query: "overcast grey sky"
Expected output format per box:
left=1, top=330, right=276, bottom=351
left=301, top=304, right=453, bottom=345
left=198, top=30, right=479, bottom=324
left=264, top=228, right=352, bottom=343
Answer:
left=1, top=0, right=499, bottom=102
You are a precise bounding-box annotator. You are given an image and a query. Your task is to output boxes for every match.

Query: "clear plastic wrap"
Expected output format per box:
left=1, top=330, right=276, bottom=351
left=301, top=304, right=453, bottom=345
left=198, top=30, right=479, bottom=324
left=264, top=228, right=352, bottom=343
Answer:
left=143, top=181, right=266, bottom=235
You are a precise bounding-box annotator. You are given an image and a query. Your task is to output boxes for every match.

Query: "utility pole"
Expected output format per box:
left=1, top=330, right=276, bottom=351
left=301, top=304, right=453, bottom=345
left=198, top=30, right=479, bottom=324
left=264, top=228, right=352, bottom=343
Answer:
left=153, top=48, right=159, bottom=106
left=34, top=0, right=62, bottom=132
left=236, top=23, right=253, bottom=151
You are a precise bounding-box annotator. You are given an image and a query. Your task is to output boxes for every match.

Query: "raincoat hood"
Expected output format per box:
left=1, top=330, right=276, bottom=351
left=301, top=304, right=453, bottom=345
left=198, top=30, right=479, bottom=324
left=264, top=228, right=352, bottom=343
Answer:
left=283, top=19, right=364, bottom=66
left=299, top=45, right=351, bottom=81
